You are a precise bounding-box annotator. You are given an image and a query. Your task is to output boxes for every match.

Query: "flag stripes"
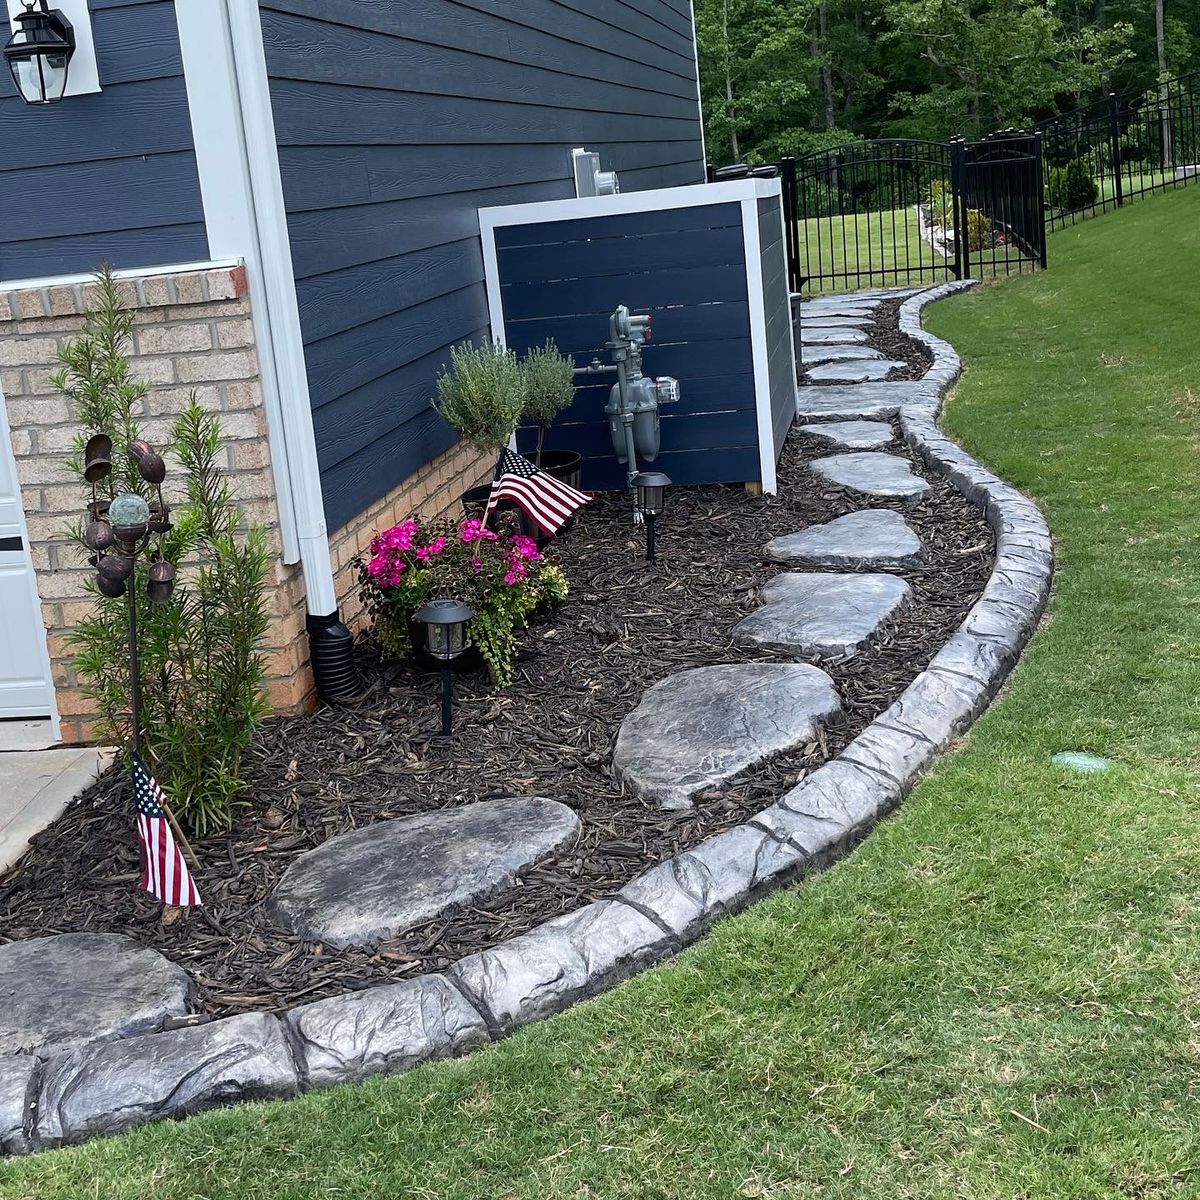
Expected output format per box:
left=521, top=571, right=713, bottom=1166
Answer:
left=133, top=753, right=202, bottom=908
left=485, top=449, right=590, bottom=535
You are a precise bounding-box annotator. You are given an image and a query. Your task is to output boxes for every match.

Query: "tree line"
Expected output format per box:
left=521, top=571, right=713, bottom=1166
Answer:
left=696, top=0, right=1200, bottom=163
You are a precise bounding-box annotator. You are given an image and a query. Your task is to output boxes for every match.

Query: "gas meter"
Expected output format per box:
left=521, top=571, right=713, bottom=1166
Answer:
left=573, top=305, right=681, bottom=515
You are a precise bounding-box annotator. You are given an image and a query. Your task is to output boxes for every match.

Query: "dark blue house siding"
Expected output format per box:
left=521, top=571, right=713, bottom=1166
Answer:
left=496, top=202, right=762, bottom=491
left=758, top=196, right=796, bottom=459
left=258, top=0, right=706, bottom=531
left=0, top=0, right=207, bottom=281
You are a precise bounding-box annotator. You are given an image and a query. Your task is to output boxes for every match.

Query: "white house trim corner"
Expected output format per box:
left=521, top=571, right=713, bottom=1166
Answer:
left=740, top=196, right=779, bottom=495
left=176, top=0, right=338, bottom=617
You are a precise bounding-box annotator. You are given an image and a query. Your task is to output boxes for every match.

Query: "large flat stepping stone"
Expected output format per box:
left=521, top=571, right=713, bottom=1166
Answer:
left=802, top=327, right=869, bottom=345
left=801, top=315, right=873, bottom=329
left=267, top=798, right=580, bottom=948
left=0, top=933, right=192, bottom=1058
left=765, top=509, right=923, bottom=568
left=798, top=419, right=893, bottom=449
left=805, top=358, right=906, bottom=382
left=612, top=664, right=841, bottom=810
left=796, top=381, right=933, bottom=419
left=812, top=452, right=930, bottom=499
left=733, top=573, right=912, bottom=660
left=800, top=344, right=884, bottom=367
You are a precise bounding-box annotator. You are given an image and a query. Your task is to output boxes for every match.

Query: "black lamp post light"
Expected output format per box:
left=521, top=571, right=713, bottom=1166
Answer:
left=4, top=0, right=75, bottom=105
left=632, top=470, right=670, bottom=562
left=415, top=598, right=475, bottom=736
left=82, top=435, right=176, bottom=754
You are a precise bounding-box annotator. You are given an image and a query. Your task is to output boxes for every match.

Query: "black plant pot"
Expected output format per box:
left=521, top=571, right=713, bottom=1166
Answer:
left=530, top=448, right=585, bottom=535
left=535, top=448, right=583, bottom=490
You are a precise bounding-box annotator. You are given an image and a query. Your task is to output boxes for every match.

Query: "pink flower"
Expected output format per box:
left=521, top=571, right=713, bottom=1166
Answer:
left=510, top=534, right=541, bottom=561
left=416, top=536, right=446, bottom=562
left=504, top=570, right=523, bottom=585
left=471, top=558, right=483, bottom=572
left=381, top=519, right=418, bottom=551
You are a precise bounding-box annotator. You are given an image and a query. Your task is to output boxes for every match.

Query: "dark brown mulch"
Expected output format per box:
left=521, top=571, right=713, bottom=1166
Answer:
left=0, top=312, right=990, bottom=1018
left=869, top=298, right=934, bottom=380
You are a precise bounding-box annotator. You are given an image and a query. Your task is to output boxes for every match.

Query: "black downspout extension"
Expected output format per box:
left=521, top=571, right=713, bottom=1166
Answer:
left=306, top=610, right=363, bottom=702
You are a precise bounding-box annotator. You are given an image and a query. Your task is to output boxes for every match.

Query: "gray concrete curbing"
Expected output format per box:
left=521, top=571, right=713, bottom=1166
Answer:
left=1, top=280, right=1053, bottom=1155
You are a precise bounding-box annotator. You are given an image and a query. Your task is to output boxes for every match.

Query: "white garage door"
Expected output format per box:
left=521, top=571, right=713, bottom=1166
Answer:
left=0, top=388, right=54, bottom=719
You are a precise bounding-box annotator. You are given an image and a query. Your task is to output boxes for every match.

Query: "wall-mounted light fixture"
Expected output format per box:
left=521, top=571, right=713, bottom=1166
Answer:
left=4, top=0, right=99, bottom=106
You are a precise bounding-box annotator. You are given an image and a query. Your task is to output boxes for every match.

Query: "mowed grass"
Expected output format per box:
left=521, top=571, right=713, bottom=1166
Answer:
left=4, top=191, right=1200, bottom=1199
left=800, top=204, right=1036, bottom=294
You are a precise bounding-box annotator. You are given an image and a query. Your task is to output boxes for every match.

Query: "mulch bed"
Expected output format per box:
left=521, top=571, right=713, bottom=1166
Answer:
left=0, top=302, right=992, bottom=1018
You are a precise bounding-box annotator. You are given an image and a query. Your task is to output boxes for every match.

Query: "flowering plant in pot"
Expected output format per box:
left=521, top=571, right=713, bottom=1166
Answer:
left=358, top=514, right=568, bottom=687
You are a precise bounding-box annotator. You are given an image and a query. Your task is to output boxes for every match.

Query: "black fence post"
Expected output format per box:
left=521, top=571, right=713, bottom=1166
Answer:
left=1033, top=132, right=1049, bottom=269
left=950, top=138, right=968, bottom=280
left=779, top=156, right=800, bottom=293
left=1107, top=92, right=1124, bottom=208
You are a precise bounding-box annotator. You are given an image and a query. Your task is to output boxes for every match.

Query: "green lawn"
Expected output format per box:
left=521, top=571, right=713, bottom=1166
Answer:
left=4, top=190, right=1200, bottom=1200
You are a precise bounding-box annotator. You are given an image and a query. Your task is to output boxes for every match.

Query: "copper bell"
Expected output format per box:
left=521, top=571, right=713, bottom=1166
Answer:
left=96, top=572, right=127, bottom=599
left=97, top=553, right=134, bottom=585
left=146, top=559, right=176, bottom=605
left=83, top=434, right=113, bottom=484
left=83, top=520, right=114, bottom=552
left=131, top=444, right=166, bottom=485
left=148, top=501, right=172, bottom=535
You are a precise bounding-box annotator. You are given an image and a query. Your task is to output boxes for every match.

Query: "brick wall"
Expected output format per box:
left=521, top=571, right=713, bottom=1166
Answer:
left=0, top=264, right=312, bottom=743
left=1, top=262, right=494, bottom=744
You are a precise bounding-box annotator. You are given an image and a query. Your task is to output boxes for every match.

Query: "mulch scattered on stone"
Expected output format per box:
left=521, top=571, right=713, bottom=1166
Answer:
left=0, top=301, right=992, bottom=1017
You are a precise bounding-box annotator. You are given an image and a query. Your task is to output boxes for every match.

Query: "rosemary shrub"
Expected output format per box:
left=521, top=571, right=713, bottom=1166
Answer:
left=434, top=340, right=526, bottom=456
left=520, top=339, right=575, bottom=465
left=59, top=267, right=271, bottom=833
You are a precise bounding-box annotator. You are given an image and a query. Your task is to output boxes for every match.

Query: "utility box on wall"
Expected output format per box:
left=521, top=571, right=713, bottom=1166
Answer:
left=479, top=178, right=796, bottom=492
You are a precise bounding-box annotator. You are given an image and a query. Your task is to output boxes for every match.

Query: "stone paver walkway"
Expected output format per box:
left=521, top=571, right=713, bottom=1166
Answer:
left=734, top=573, right=912, bottom=660
left=765, top=509, right=923, bottom=568
left=797, top=420, right=893, bottom=450
left=812, top=452, right=930, bottom=499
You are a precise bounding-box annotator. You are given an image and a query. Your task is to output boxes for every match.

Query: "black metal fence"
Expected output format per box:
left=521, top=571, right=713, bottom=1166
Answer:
left=1037, top=70, right=1200, bottom=230
left=768, top=134, right=1045, bottom=293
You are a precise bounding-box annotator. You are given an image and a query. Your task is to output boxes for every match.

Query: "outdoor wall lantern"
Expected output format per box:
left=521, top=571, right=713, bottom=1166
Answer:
left=4, top=1, right=74, bottom=104
left=632, top=471, right=671, bottom=563
left=416, top=598, right=475, bottom=736
left=4, top=0, right=99, bottom=105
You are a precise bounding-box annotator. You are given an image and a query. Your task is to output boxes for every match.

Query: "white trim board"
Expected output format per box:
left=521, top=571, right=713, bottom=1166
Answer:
left=478, top=177, right=780, bottom=230
left=0, top=259, right=241, bottom=294
left=479, top=181, right=787, bottom=495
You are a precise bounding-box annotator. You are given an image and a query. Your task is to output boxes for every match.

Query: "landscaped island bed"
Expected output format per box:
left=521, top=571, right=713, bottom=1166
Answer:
left=1, top=304, right=993, bottom=1019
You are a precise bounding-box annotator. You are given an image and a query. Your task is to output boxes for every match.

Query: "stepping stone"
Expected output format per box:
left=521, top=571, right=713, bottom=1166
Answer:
left=0, top=933, right=192, bottom=1058
left=267, top=798, right=580, bottom=948
left=805, top=359, right=906, bottom=382
left=800, top=315, right=874, bottom=329
left=812, top=452, right=931, bottom=500
left=802, top=327, right=869, bottom=345
left=764, top=510, right=923, bottom=568
left=798, top=420, right=893, bottom=450
left=612, top=664, right=841, bottom=810
left=800, top=344, right=884, bottom=366
left=796, top=381, right=934, bottom=420
left=801, top=307, right=878, bottom=321
left=733, top=573, right=912, bottom=660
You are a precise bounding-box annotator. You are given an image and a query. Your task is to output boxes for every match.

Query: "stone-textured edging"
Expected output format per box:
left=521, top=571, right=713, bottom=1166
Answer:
left=0, top=281, right=1052, bottom=1155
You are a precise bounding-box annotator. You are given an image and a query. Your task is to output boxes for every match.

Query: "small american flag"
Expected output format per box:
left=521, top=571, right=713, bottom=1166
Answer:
left=133, top=753, right=202, bottom=908
left=486, top=448, right=590, bottom=535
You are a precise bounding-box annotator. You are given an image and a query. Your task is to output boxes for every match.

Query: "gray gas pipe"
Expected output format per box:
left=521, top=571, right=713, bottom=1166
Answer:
left=574, top=305, right=679, bottom=517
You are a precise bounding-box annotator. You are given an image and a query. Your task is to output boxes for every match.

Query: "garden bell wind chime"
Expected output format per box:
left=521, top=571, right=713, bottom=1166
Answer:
left=81, top=434, right=177, bottom=756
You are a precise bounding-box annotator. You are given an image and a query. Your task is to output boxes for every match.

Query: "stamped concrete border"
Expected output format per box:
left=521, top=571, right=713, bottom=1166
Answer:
left=0, top=281, right=1053, bottom=1155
